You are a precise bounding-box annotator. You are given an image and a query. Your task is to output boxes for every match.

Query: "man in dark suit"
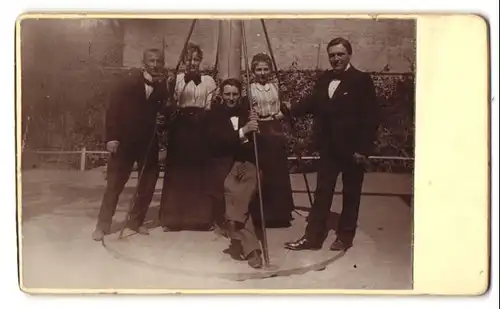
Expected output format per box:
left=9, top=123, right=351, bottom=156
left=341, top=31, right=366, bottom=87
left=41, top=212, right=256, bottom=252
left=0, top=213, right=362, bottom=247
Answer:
left=206, top=78, right=263, bottom=269
left=283, top=37, right=379, bottom=251
left=92, top=48, right=173, bottom=241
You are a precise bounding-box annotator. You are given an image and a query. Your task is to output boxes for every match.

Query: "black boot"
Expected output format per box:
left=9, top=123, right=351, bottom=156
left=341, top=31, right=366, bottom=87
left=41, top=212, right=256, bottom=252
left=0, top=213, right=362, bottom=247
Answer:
left=284, top=235, right=322, bottom=251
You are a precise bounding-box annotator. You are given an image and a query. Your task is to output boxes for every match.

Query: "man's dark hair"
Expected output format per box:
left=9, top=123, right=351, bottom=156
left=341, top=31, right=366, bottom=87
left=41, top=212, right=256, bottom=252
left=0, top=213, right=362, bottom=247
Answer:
left=142, top=48, right=164, bottom=61
left=220, top=78, right=242, bottom=94
left=326, top=37, right=353, bottom=55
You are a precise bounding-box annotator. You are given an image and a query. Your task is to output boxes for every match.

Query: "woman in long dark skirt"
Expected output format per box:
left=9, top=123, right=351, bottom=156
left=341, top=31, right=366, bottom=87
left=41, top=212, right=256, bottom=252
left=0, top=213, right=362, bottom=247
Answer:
left=248, top=53, right=295, bottom=228
left=159, top=43, right=217, bottom=231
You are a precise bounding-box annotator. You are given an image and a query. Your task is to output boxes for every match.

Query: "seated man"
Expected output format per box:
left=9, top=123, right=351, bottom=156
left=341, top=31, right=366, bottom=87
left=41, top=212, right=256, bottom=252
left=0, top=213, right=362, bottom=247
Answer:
left=206, top=78, right=263, bottom=269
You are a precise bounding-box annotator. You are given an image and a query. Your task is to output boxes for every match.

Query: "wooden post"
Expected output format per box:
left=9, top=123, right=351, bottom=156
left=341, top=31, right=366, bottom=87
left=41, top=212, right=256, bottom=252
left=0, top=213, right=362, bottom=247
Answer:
left=217, top=20, right=242, bottom=81
left=316, top=42, right=321, bottom=70
left=80, top=147, right=86, bottom=171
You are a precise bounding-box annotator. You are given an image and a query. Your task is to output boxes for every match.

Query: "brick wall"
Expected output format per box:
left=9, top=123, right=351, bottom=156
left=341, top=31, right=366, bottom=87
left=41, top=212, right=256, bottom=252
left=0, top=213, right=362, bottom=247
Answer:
left=122, top=18, right=416, bottom=72
left=20, top=18, right=415, bottom=75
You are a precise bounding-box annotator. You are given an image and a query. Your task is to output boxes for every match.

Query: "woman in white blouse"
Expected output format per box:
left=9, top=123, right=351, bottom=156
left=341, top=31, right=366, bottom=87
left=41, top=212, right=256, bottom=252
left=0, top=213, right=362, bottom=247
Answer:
left=159, top=43, right=217, bottom=231
left=248, top=53, right=295, bottom=228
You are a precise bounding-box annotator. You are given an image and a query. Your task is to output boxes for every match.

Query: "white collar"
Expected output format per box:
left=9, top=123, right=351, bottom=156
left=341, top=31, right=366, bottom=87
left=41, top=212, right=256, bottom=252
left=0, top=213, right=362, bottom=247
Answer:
left=143, top=70, right=153, bottom=82
left=254, top=83, right=271, bottom=92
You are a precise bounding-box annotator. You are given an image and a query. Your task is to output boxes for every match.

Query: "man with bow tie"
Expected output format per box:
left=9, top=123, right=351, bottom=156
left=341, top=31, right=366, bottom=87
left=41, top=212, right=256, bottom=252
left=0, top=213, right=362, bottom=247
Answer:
left=283, top=37, right=379, bottom=251
left=205, top=78, right=263, bottom=269
left=92, top=48, right=173, bottom=241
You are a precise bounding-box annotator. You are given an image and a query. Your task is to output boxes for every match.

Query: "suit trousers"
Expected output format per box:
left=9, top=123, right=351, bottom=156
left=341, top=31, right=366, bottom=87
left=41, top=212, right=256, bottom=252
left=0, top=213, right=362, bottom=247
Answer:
left=224, top=161, right=261, bottom=257
left=305, top=153, right=365, bottom=244
left=206, top=157, right=234, bottom=227
left=96, top=141, right=159, bottom=232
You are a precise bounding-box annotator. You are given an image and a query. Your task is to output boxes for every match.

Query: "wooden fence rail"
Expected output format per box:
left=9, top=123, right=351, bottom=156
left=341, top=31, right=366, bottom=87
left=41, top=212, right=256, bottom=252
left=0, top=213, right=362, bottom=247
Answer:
left=25, top=148, right=415, bottom=172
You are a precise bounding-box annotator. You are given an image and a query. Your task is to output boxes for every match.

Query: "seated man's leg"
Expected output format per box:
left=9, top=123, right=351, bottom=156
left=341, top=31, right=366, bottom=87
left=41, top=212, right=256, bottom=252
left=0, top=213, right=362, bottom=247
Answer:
left=224, top=162, right=251, bottom=221
left=224, top=161, right=262, bottom=268
left=239, top=214, right=262, bottom=268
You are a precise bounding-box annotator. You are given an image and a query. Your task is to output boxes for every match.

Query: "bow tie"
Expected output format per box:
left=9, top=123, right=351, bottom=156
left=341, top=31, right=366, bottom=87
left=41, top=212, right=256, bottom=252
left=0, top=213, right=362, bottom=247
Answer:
left=184, top=72, right=202, bottom=85
left=225, top=106, right=240, bottom=117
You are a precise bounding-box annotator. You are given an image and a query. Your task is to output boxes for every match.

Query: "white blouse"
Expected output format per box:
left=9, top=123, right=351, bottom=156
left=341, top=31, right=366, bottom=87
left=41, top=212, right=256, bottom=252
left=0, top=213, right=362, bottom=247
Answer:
left=175, top=73, right=217, bottom=109
left=249, top=82, right=281, bottom=118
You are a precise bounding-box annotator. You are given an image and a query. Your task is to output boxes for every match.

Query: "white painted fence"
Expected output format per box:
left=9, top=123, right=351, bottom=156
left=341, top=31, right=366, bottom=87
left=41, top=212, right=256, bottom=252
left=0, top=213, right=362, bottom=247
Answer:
left=25, top=148, right=414, bottom=171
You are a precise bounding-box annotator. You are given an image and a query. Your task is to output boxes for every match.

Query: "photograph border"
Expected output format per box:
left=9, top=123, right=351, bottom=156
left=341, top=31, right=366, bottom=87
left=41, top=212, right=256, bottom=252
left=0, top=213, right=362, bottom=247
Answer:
left=15, top=12, right=489, bottom=296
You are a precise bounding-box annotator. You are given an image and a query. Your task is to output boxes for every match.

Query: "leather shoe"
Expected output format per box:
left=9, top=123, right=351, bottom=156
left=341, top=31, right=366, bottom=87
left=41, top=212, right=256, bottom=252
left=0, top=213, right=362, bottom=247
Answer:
left=329, top=239, right=352, bottom=251
left=247, top=250, right=263, bottom=269
left=284, top=236, right=322, bottom=251
left=130, top=226, right=149, bottom=235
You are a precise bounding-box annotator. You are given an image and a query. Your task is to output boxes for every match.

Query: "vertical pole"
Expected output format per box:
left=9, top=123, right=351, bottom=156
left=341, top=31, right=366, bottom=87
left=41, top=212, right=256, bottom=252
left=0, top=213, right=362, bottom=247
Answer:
left=80, top=147, right=86, bottom=171
left=161, top=36, right=166, bottom=59
left=316, top=41, right=321, bottom=70
left=260, top=19, right=314, bottom=207
left=241, top=21, right=270, bottom=268
left=217, top=20, right=242, bottom=81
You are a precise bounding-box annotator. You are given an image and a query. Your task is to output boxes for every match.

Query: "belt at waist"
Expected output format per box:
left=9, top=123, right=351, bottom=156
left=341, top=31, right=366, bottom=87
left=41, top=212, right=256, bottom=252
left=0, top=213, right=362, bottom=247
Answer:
left=175, top=107, right=206, bottom=120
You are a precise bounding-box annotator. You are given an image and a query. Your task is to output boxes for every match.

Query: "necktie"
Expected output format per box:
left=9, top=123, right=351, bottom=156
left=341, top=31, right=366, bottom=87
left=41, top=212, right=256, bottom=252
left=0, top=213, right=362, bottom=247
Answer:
left=331, top=71, right=344, bottom=81
left=225, top=105, right=240, bottom=117
left=144, top=75, right=166, bottom=87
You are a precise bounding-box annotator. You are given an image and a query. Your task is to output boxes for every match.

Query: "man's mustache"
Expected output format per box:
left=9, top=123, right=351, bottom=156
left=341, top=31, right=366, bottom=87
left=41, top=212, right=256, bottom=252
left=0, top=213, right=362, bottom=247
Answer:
left=224, top=99, right=239, bottom=105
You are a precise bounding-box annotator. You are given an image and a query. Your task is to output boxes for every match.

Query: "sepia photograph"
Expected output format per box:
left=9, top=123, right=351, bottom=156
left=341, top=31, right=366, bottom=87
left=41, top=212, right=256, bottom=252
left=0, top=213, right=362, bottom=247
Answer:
left=17, top=15, right=417, bottom=292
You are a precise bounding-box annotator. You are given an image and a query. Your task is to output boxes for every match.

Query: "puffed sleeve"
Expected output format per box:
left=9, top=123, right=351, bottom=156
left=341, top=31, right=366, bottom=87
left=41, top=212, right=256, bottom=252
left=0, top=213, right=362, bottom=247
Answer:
left=203, top=75, right=218, bottom=109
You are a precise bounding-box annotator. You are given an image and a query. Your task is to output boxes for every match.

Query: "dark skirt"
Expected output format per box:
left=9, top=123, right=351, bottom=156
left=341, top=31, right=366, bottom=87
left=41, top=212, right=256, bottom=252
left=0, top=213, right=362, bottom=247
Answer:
left=250, top=119, right=295, bottom=228
left=159, top=107, right=213, bottom=230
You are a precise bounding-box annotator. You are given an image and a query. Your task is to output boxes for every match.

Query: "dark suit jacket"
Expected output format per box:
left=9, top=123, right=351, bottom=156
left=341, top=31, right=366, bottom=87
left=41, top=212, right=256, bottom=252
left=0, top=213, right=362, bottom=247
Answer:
left=205, top=98, right=256, bottom=164
left=289, top=66, right=379, bottom=160
left=105, top=69, right=168, bottom=146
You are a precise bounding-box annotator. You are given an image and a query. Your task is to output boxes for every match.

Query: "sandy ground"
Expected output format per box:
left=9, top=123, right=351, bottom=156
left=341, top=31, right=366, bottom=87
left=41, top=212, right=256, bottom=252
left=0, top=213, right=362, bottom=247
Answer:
left=19, top=169, right=413, bottom=293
